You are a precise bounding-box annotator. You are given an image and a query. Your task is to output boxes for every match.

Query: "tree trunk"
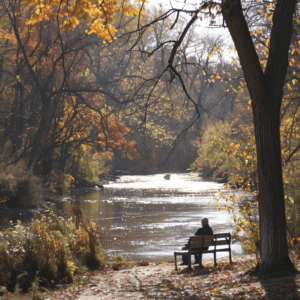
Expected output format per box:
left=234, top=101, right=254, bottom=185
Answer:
left=254, top=94, right=295, bottom=274
left=222, top=0, right=298, bottom=275
left=27, top=113, right=47, bottom=170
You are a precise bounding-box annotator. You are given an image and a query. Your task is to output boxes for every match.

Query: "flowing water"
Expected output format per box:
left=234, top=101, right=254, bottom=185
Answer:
left=56, top=173, right=245, bottom=263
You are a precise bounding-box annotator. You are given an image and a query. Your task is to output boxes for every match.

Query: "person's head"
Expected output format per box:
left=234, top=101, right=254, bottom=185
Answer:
left=201, top=218, right=209, bottom=226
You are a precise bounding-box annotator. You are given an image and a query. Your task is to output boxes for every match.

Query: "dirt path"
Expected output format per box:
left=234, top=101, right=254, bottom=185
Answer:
left=77, top=255, right=256, bottom=300
left=45, top=254, right=300, bottom=300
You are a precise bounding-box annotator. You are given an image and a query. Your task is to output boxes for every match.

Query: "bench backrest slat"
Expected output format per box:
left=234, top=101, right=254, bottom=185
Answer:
left=190, top=241, right=212, bottom=249
left=190, top=235, right=213, bottom=242
left=188, top=233, right=231, bottom=250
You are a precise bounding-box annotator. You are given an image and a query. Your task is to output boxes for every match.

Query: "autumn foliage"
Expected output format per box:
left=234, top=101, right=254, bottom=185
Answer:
left=0, top=0, right=140, bottom=188
left=22, top=0, right=146, bottom=40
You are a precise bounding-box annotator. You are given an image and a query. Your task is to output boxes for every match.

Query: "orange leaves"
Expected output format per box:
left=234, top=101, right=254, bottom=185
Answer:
left=57, top=97, right=139, bottom=160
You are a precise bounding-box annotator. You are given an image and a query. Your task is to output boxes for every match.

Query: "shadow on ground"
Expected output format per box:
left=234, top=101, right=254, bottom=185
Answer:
left=259, top=273, right=300, bottom=300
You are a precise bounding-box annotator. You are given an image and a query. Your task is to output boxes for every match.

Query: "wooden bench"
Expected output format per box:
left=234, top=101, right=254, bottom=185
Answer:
left=174, top=233, right=232, bottom=270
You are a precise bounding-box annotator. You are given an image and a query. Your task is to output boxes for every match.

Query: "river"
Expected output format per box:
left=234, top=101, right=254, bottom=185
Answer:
left=54, top=173, right=245, bottom=263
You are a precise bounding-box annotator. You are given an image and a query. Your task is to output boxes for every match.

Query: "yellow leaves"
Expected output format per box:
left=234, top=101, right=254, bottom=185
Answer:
left=211, top=287, right=221, bottom=296
left=23, top=0, right=144, bottom=39
left=61, top=16, right=80, bottom=31
left=256, top=28, right=261, bottom=40
left=87, top=22, right=117, bottom=41
left=286, top=83, right=292, bottom=91
left=237, top=225, right=244, bottom=231
left=123, top=4, right=141, bottom=16
left=292, top=79, right=297, bottom=85
left=224, top=88, right=230, bottom=95
left=229, top=45, right=235, bottom=51
left=215, top=202, right=221, bottom=210
left=27, top=12, right=44, bottom=25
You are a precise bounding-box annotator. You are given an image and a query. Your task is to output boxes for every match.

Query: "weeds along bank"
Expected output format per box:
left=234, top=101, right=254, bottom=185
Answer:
left=0, top=205, right=106, bottom=296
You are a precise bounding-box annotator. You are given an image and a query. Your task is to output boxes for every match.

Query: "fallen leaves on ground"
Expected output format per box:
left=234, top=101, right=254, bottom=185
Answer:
left=5, top=255, right=300, bottom=299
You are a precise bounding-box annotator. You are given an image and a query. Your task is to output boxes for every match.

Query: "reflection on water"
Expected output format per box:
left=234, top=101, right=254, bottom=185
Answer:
left=57, top=173, right=244, bottom=263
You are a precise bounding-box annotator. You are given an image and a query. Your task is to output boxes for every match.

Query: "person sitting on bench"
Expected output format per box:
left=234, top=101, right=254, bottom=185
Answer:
left=180, top=217, right=213, bottom=265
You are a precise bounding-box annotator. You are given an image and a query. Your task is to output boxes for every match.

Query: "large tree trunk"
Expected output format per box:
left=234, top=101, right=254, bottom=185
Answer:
left=254, top=95, right=295, bottom=274
left=222, top=0, right=298, bottom=275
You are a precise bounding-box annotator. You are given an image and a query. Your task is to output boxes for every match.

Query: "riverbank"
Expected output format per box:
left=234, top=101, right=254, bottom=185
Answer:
left=35, top=253, right=300, bottom=299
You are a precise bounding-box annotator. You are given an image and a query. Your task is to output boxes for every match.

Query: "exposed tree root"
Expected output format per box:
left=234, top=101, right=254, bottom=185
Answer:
left=246, top=256, right=299, bottom=278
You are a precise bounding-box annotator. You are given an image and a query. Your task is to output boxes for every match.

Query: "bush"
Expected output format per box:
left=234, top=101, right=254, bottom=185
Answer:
left=49, top=170, right=75, bottom=191
left=68, top=146, right=102, bottom=187
left=0, top=171, right=42, bottom=208
left=213, top=192, right=260, bottom=261
left=0, top=205, right=106, bottom=294
left=189, top=119, right=257, bottom=190
left=0, top=173, right=16, bottom=204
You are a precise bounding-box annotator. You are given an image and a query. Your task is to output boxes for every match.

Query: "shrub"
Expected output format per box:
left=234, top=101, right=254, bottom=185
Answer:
left=213, top=193, right=260, bottom=260
left=68, top=147, right=102, bottom=186
left=0, top=173, right=16, bottom=205
left=50, top=170, right=75, bottom=191
left=69, top=205, right=105, bottom=269
left=0, top=205, right=106, bottom=294
left=189, top=119, right=257, bottom=190
left=0, top=171, right=42, bottom=208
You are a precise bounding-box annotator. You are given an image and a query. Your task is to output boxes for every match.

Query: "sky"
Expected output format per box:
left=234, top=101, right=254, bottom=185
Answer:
left=142, top=0, right=237, bottom=62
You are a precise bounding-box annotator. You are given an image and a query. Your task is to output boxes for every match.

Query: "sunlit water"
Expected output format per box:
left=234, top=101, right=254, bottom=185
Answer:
left=56, top=173, right=245, bottom=263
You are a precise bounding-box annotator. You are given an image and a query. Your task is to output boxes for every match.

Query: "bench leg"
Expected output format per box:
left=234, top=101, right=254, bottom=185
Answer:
left=188, top=253, right=192, bottom=270
left=229, top=249, right=232, bottom=265
left=199, top=252, right=203, bottom=268
left=214, top=251, right=217, bottom=267
left=174, top=254, right=178, bottom=271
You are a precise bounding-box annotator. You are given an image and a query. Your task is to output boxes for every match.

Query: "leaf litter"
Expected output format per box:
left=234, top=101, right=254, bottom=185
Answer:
left=5, top=254, right=300, bottom=299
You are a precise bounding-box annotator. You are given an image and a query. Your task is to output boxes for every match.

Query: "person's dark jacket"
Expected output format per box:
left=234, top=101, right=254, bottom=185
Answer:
left=194, top=224, right=213, bottom=250
left=195, top=224, right=213, bottom=236
left=181, top=223, right=214, bottom=263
